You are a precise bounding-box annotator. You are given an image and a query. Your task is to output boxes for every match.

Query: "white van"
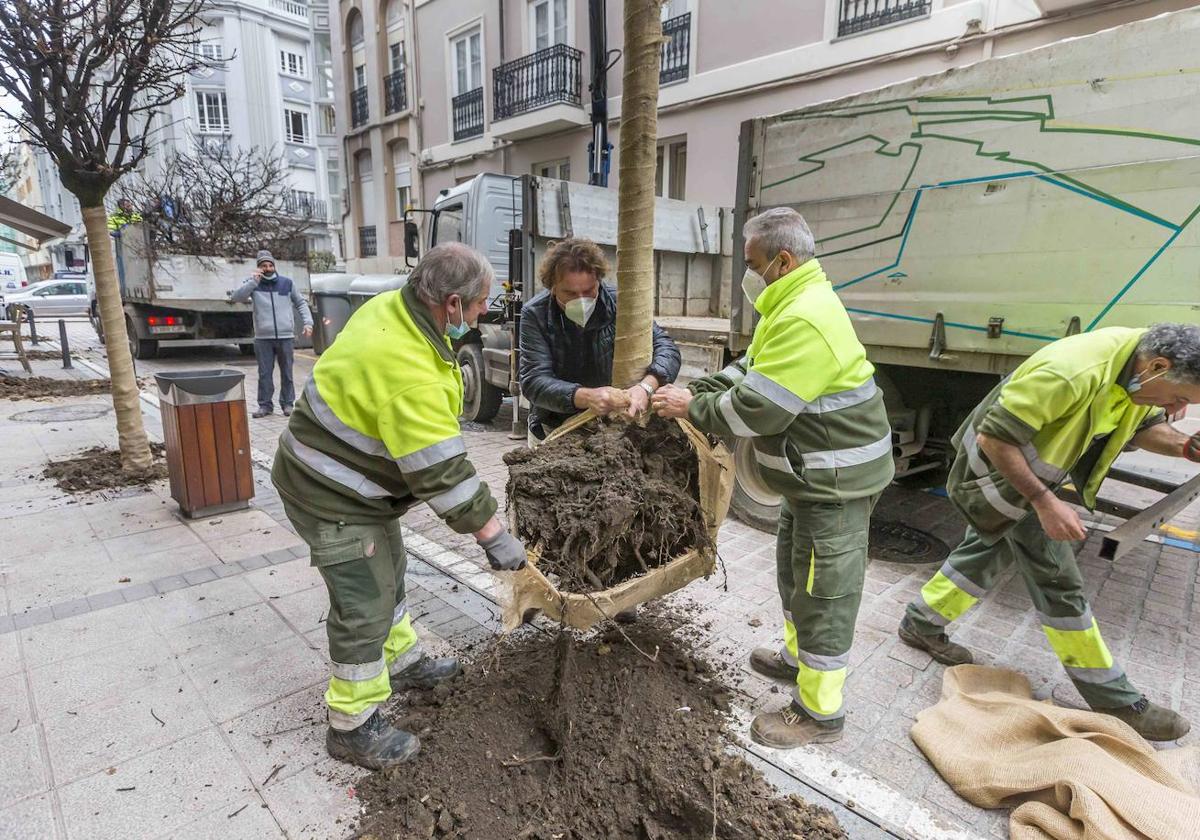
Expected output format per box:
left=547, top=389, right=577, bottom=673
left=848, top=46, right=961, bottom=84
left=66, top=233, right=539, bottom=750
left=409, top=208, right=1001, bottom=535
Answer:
left=0, top=252, right=28, bottom=294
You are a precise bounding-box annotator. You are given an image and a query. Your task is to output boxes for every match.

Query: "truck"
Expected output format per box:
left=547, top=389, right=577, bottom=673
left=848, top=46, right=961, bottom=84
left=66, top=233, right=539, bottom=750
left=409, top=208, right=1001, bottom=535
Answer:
left=356, top=8, right=1200, bottom=533
left=89, top=223, right=311, bottom=360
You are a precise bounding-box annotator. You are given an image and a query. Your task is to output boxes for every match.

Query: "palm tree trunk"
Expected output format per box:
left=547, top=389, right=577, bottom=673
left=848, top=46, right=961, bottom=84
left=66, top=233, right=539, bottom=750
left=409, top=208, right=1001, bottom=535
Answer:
left=611, top=0, right=663, bottom=387
left=80, top=205, right=153, bottom=471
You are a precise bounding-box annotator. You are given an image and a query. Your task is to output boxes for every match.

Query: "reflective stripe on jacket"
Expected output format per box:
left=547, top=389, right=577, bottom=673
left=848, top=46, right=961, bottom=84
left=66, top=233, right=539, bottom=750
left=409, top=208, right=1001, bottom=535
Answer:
left=948, top=327, right=1164, bottom=543
left=686, top=258, right=894, bottom=503
left=271, top=283, right=497, bottom=531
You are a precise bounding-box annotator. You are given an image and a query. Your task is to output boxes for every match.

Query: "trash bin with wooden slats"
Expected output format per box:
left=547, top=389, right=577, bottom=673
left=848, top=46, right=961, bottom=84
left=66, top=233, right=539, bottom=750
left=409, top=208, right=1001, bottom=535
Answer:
left=155, top=369, right=255, bottom=518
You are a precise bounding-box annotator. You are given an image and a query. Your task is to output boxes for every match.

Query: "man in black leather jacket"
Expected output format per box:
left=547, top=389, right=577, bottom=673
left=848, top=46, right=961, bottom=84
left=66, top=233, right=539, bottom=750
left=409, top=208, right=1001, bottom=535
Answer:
left=519, top=237, right=681, bottom=442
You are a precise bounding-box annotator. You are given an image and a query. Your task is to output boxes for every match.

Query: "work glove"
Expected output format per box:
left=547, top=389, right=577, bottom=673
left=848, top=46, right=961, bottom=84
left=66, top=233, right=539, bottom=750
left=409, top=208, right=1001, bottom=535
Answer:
left=478, top=528, right=526, bottom=571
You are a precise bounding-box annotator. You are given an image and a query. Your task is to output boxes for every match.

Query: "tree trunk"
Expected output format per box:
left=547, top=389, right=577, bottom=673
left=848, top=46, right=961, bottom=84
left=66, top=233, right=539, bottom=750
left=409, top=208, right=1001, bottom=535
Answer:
left=80, top=205, right=153, bottom=471
left=611, top=0, right=663, bottom=387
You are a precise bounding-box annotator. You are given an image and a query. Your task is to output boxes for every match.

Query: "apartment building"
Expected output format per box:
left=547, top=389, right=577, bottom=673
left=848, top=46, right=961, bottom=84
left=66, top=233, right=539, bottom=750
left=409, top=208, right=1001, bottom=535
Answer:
left=335, top=0, right=1198, bottom=273
left=11, top=0, right=345, bottom=278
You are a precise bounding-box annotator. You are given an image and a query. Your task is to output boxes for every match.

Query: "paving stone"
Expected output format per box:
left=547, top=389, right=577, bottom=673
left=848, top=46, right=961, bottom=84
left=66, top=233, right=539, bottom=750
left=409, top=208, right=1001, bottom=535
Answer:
left=237, top=554, right=270, bottom=572
left=86, top=589, right=128, bottom=611
left=12, top=607, right=53, bottom=630
left=152, top=575, right=189, bottom=594
left=119, top=582, right=157, bottom=602
left=182, top=566, right=219, bottom=586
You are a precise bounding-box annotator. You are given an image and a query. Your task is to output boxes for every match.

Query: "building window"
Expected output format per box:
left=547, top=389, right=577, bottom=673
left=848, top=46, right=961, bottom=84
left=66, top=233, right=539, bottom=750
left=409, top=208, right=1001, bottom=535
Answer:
left=837, top=0, right=930, bottom=37
left=359, top=225, right=377, bottom=257
left=280, top=49, right=308, bottom=77
left=327, top=154, right=341, bottom=214
left=389, top=42, right=405, bottom=73
left=529, top=0, right=567, bottom=51
left=451, top=29, right=482, bottom=96
left=315, top=33, right=334, bottom=99
left=354, top=64, right=366, bottom=90
left=533, top=158, right=570, bottom=181
left=284, top=107, right=311, bottom=144
left=195, top=91, right=230, bottom=133
left=199, top=41, right=223, bottom=61
left=319, top=104, right=336, bottom=136
left=349, top=12, right=365, bottom=47
left=655, top=138, right=687, bottom=200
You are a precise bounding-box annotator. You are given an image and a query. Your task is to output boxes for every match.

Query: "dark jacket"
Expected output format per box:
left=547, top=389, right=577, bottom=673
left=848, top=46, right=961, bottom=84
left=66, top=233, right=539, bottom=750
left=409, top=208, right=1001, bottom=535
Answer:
left=230, top=273, right=313, bottom=340
left=519, top=283, right=681, bottom=432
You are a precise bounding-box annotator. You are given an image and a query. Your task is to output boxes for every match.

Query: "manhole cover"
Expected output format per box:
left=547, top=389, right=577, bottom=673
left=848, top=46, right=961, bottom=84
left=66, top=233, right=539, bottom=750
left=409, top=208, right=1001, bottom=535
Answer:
left=10, top=404, right=112, bottom=423
left=869, top=519, right=949, bottom=565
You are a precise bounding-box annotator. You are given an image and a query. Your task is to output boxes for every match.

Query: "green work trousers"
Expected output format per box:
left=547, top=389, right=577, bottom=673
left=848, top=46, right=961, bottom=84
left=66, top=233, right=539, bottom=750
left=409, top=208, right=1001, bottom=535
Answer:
left=905, top=513, right=1140, bottom=709
left=776, top=494, right=878, bottom=721
left=282, top=500, right=424, bottom=730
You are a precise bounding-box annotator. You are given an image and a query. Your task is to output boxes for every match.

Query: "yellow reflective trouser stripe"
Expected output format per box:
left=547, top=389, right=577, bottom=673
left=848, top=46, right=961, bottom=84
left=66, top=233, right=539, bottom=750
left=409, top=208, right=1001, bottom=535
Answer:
left=1042, top=619, right=1115, bottom=670
left=919, top=571, right=979, bottom=625
left=384, top=613, right=420, bottom=668
left=796, top=662, right=847, bottom=720
left=326, top=666, right=391, bottom=729
left=805, top=550, right=815, bottom=596
left=782, top=616, right=798, bottom=666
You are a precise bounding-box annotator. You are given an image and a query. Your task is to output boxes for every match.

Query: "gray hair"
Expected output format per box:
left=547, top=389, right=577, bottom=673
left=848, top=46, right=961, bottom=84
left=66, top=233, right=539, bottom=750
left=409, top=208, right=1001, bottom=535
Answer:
left=1138, top=322, right=1200, bottom=385
left=406, top=242, right=494, bottom=307
left=743, top=207, right=816, bottom=264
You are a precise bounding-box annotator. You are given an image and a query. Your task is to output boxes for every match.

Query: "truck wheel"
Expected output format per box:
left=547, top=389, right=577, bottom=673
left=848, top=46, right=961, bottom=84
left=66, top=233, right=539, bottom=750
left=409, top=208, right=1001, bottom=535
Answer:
left=90, top=304, right=105, bottom=345
left=457, top=343, right=502, bottom=423
left=126, top=317, right=158, bottom=360
left=729, top=437, right=782, bottom=533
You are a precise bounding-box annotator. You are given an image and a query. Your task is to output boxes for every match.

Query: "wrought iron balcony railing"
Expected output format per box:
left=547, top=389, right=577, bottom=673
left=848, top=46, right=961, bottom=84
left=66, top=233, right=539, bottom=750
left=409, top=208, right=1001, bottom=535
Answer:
left=837, top=0, right=930, bottom=37
left=452, top=87, right=485, bottom=140
left=350, top=86, right=369, bottom=128
left=384, top=68, right=407, bottom=115
left=358, top=225, right=377, bottom=257
left=660, top=13, right=691, bottom=85
left=493, top=43, right=582, bottom=121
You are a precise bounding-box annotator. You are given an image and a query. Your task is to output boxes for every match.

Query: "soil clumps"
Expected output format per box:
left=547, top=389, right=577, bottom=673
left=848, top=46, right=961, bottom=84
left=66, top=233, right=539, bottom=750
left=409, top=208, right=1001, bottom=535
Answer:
left=356, top=616, right=846, bottom=840
left=503, top=416, right=712, bottom=592
left=43, top=444, right=168, bottom=492
left=0, top=376, right=111, bottom=400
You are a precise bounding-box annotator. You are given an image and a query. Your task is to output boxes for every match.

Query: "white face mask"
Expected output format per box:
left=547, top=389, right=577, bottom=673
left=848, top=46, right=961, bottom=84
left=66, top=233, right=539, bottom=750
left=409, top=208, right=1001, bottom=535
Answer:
left=563, top=296, right=596, bottom=328
left=1126, top=367, right=1167, bottom=395
left=741, top=255, right=780, bottom=306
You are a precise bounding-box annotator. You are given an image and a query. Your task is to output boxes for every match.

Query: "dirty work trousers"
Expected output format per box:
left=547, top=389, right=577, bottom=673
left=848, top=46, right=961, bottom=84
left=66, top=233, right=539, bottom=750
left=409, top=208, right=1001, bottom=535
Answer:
left=255, top=338, right=295, bottom=413
left=281, top=500, right=424, bottom=731
left=905, top=513, right=1140, bottom=710
left=777, top=494, right=878, bottom=721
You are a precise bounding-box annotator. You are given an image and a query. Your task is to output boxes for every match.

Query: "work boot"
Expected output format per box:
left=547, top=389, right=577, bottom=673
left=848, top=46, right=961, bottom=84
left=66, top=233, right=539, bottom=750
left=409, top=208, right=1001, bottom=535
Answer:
left=898, top=616, right=973, bottom=665
left=749, top=647, right=799, bottom=683
left=1098, top=696, right=1191, bottom=741
left=614, top=606, right=638, bottom=624
left=391, top=654, right=461, bottom=690
left=282, top=405, right=293, bottom=416
left=750, top=703, right=843, bottom=749
left=252, top=408, right=272, bottom=419
left=326, top=710, right=420, bottom=770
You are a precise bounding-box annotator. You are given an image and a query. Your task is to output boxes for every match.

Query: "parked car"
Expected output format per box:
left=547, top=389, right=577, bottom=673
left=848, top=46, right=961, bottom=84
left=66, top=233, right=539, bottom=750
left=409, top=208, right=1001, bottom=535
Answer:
left=2, top=279, right=91, bottom=320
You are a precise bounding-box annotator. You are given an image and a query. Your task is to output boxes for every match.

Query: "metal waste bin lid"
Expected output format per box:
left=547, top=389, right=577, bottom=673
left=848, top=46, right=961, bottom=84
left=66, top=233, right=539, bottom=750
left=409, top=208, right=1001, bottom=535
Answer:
left=154, top=369, right=246, bottom=406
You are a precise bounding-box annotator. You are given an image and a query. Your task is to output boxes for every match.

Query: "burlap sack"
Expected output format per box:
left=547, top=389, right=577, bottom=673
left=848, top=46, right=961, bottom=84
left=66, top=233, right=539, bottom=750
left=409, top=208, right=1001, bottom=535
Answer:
left=502, top=410, right=733, bottom=631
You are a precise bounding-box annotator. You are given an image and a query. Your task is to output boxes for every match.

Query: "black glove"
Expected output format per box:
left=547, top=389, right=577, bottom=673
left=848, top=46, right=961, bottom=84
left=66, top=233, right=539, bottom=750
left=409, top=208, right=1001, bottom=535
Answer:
left=478, top=528, right=526, bottom=571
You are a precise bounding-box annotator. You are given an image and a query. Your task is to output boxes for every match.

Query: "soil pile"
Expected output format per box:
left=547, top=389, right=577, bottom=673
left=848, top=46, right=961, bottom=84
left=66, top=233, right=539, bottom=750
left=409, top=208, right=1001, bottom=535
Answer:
left=0, top=376, right=111, bottom=400
left=503, top=416, right=712, bottom=592
left=357, top=617, right=846, bottom=840
left=43, top=444, right=168, bottom=492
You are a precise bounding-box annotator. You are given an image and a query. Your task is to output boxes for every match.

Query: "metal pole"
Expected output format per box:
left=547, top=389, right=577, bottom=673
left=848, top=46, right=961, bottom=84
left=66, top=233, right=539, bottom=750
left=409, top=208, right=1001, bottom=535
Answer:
left=57, top=319, right=72, bottom=369
left=27, top=309, right=39, bottom=344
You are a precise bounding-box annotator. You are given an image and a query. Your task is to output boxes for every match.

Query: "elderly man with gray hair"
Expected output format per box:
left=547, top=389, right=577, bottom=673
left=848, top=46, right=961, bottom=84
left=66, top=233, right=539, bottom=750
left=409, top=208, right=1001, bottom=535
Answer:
left=653, top=207, right=895, bottom=749
left=897, top=321, right=1200, bottom=741
left=272, top=242, right=526, bottom=770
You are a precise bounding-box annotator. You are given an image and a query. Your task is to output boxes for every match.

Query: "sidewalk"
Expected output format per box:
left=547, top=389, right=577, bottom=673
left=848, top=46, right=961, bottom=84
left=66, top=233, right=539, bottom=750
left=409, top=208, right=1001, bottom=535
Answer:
left=9, top=331, right=1200, bottom=839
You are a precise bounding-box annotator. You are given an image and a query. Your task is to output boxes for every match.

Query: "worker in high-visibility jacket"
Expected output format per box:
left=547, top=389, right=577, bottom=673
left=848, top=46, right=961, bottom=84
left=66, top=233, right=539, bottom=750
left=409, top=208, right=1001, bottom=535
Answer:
left=898, top=323, right=1200, bottom=741
left=653, top=207, right=895, bottom=748
left=272, top=243, right=527, bottom=770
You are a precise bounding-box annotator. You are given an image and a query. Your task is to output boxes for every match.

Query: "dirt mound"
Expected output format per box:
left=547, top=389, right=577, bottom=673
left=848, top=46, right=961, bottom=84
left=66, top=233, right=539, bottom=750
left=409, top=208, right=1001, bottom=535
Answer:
left=503, top=417, right=712, bottom=592
left=356, top=617, right=846, bottom=840
left=0, top=376, right=111, bottom=400
left=43, top=444, right=168, bottom=492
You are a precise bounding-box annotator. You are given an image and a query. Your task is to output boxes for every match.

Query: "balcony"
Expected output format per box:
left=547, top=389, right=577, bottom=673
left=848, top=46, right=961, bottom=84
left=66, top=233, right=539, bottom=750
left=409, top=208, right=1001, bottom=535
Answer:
left=452, top=87, right=484, bottom=141
left=660, top=13, right=690, bottom=85
left=269, top=0, right=308, bottom=22
left=490, top=43, right=586, bottom=141
left=350, top=86, right=368, bottom=128
left=384, top=68, right=407, bottom=115
left=358, top=225, right=377, bottom=258
left=283, top=193, right=327, bottom=220
left=837, top=0, right=930, bottom=37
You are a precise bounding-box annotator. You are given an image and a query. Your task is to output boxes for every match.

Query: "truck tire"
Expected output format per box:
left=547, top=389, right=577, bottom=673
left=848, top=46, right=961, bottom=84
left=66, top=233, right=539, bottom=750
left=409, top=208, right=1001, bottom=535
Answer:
left=126, top=317, right=158, bottom=360
left=729, top=436, right=782, bottom=534
left=457, top=343, right=502, bottom=423
left=90, top=303, right=105, bottom=345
